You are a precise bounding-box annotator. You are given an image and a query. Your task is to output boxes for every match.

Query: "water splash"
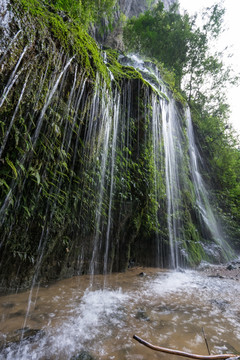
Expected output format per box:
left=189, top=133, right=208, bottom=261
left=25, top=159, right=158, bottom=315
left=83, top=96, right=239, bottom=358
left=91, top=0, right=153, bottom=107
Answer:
left=1, top=269, right=240, bottom=359
left=1, top=287, right=129, bottom=360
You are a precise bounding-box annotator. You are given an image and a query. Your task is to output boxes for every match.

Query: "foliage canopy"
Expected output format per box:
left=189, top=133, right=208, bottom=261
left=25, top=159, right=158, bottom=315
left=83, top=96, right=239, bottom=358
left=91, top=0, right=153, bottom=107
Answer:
left=123, top=1, right=238, bottom=112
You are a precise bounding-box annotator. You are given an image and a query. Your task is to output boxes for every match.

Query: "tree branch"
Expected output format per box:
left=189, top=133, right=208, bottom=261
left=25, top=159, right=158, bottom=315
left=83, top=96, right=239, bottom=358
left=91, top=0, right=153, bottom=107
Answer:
left=133, top=335, right=238, bottom=359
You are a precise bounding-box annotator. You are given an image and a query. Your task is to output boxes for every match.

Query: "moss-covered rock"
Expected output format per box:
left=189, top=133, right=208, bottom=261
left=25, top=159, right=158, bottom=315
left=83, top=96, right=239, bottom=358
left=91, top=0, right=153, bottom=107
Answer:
left=0, top=0, right=233, bottom=293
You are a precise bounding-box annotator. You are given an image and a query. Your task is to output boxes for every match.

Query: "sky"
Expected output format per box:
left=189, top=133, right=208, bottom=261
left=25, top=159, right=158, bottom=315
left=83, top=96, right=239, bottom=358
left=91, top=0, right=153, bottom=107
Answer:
left=179, top=0, right=240, bottom=136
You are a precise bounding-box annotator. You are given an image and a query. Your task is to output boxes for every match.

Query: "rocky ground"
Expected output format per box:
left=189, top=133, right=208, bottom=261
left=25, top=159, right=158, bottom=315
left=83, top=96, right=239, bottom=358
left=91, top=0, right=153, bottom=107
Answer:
left=198, top=258, right=240, bottom=281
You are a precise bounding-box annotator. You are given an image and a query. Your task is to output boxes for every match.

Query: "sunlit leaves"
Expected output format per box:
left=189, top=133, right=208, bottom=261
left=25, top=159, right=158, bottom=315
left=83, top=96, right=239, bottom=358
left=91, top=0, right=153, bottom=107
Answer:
left=123, top=0, right=239, bottom=116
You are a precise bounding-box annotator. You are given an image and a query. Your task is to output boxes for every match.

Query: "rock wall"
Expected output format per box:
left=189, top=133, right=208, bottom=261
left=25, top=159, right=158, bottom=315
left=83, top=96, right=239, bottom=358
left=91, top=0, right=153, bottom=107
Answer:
left=1, top=0, right=232, bottom=294
left=0, top=0, right=174, bottom=292
left=92, top=0, right=176, bottom=50
left=119, top=0, right=176, bottom=17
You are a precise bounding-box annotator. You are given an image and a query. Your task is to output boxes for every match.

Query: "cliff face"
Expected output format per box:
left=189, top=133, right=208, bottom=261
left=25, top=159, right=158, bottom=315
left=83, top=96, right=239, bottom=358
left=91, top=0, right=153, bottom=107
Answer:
left=119, top=0, right=175, bottom=17
left=119, top=0, right=158, bottom=18
left=93, top=0, right=176, bottom=50
left=0, top=0, right=234, bottom=293
left=0, top=0, right=169, bottom=291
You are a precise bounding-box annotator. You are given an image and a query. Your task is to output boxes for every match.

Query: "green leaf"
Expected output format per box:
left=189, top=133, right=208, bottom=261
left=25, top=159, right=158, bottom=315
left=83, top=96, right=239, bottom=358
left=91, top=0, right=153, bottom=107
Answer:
left=0, top=178, right=10, bottom=191
left=35, top=171, right=41, bottom=185
left=6, top=157, right=18, bottom=178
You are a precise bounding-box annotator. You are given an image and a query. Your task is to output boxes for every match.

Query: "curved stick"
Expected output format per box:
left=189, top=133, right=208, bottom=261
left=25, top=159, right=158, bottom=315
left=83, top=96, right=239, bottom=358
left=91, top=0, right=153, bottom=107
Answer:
left=133, top=335, right=237, bottom=359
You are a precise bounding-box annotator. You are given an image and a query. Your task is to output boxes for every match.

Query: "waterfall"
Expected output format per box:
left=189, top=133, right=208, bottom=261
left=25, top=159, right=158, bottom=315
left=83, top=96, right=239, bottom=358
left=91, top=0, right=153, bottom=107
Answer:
left=151, top=95, right=163, bottom=266
left=119, top=54, right=234, bottom=266
left=89, top=82, right=114, bottom=275
left=120, top=55, right=187, bottom=267
left=0, top=15, right=236, bottom=294
left=162, top=99, right=184, bottom=268
left=0, top=6, right=239, bottom=359
left=103, top=93, right=120, bottom=274
left=186, top=108, right=234, bottom=260
left=151, top=94, right=185, bottom=268
left=0, top=45, right=28, bottom=108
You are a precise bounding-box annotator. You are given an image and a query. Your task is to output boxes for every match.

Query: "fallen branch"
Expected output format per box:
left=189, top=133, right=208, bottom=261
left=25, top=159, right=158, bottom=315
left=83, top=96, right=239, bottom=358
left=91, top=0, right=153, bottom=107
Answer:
left=133, top=335, right=238, bottom=359
left=202, top=327, right=211, bottom=355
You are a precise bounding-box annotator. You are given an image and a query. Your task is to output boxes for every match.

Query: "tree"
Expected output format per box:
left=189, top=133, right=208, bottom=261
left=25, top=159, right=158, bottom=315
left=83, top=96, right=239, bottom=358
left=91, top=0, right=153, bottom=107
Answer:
left=123, top=1, right=192, bottom=87
left=123, top=0, right=240, bottom=248
left=183, top=3, right=238, bottom=112
left=123, top=1, right=238, bottom=114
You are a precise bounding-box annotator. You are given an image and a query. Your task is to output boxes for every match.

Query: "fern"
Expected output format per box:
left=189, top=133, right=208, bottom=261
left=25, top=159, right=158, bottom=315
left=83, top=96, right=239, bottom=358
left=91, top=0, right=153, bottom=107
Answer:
left=6, top=157, right=18, bottom=178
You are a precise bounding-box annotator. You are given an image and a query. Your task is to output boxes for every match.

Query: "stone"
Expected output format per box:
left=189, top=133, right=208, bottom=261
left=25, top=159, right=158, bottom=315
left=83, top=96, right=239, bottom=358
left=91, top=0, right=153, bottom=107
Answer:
left=5, top=327, right=45, bottom=345
left=71, top=351, right=96, bottom=360
left=135, top=309, right=150, bottom=321
left=227, top=264, right=236, bottom=270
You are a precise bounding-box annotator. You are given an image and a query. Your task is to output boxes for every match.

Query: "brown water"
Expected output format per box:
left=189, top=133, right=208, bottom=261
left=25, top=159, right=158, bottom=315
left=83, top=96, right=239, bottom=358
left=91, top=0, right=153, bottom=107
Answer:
left=0, top=267, right=240, bottom=359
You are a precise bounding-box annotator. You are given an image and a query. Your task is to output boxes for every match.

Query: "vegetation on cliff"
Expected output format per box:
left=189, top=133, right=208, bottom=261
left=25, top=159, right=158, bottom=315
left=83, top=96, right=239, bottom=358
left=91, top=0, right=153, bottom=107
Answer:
left=0, top=0, right=239, bottom=291
left=0, top=0, right=172, bottom=290
left=123, top=0, right=240, bottom=248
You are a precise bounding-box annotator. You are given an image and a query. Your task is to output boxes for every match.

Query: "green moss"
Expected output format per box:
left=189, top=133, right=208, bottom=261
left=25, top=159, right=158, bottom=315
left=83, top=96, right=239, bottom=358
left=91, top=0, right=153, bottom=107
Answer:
left=105, top=50, right=170, bottom=101
left=2, top=0, right=230, bottom=290
left=14, top=0, right=110, bottom=82
left=12, top=0, right=184, bottom=100
left=105, top=50, right=146, bottom=83
left=14, top=0, right=177, bottom=95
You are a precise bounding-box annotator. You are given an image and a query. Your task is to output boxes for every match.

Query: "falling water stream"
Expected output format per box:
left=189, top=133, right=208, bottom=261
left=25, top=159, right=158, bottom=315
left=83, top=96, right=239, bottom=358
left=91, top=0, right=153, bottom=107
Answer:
left=120, top=55, right=234, bottom=266
left=186, top=109, right=234, bottom=260
left=0, top=267, right=240, bottom=359
left=1, top=21, right=238, bottom=358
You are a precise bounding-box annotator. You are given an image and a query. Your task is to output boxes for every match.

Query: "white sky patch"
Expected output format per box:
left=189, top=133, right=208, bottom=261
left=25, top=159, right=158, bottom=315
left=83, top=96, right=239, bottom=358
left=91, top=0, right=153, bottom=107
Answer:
left=179, top=0, right=240, bottom=136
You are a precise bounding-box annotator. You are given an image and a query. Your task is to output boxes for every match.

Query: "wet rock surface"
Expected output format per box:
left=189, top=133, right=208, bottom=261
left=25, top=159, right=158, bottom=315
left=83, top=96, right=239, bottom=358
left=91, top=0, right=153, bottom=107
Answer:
left=99, top=0, right=176, bottom=50
left=199, top=260, right=240, bottom=280
left=71, top=350, right=97, bottom=360
left=119, top=0, right=176, bottom=18
left=0, top=327, right=45, bottom=350
left=135, top=308, right=150, bottom=321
